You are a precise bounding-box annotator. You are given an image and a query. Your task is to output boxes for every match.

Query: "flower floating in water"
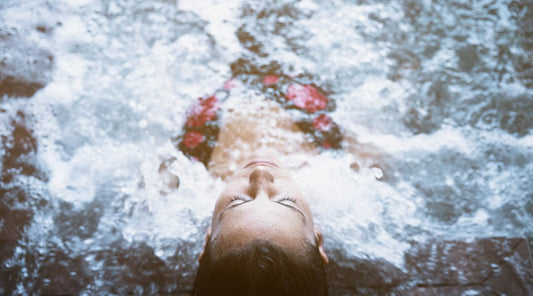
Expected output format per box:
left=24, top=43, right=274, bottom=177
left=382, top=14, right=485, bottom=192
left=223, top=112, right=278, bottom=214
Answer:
left=286, top=84, right=327, bottom=113
left=224, top=79, right=237, bottom=90
left=186, top=95, right=220, bottom=128
left=263, top=75, right=279, bottom=85
left=183, top=131, right=205, bottom=148
left=312, top=114, right=333, bottom=132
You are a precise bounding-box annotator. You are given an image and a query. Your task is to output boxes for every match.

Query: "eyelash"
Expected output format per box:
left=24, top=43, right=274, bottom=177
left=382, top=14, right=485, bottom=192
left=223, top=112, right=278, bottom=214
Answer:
left=229, top=195, right=296, bottom=203
left=230, top=196, right=247, bottom=202
left=278, top=195, right=297, bottom=203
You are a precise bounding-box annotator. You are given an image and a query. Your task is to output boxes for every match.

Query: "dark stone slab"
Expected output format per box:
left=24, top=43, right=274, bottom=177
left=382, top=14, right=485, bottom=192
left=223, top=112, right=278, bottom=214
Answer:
left=0, top=110, right=48, bottom=295
left=405, top=286, right=485, bottom=296
left=405, top=237, right=520, bottom=286
left=0, top=28, right=54, bottom=98
left=327, top=251, right=407, bottom=289
left=327, top=237, right=533, bottom=295
left=484, top=239, right=533, bottom=296
left=402, top=237, right=533, bottom=296
left=325, top=243, right=408, bottom=296
left=1, top=111, right=45, bottom=183
left=0, top=77, right=46, bottom=98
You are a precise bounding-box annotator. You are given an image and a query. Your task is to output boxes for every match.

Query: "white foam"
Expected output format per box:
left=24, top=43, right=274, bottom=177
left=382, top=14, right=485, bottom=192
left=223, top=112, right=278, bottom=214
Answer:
left=2, top=1, right=531, bottom=287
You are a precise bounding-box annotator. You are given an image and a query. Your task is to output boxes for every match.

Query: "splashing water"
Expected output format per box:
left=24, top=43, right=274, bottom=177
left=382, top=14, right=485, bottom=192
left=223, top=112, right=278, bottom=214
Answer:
left=1, top=0, right=532, bottom=294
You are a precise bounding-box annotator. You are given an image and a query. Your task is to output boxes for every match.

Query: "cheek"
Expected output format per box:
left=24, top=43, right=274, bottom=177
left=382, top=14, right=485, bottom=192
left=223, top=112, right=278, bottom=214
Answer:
left=225, top=176, right=250, bottom=191
left=212, top=195, right=233, bottom=222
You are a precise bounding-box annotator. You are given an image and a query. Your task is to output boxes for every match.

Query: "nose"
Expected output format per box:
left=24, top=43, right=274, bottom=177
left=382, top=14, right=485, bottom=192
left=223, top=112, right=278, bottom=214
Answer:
left=247, top=167, right=275, bottom=201
left=249, top=167, right=274, bottom=185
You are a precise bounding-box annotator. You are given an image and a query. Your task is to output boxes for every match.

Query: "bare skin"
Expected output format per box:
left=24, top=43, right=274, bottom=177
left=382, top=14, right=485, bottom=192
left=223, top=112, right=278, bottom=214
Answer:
left=200, top=153, right=328, bottom=264
left=207, top=96, right=385, bottom=180
left=160, top=95, right=384, bottom=262
left=208, top=98, right=316, bottom=179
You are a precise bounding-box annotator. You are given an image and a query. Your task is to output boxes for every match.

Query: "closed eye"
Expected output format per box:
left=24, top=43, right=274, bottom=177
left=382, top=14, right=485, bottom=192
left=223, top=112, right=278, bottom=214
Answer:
left=277, top=195, right=297, bottom=205
left=223, top=194, right=306, bottom=219
left=228, top=195, right=250, bottom=207
left=275, top=195, right=306, bottom=218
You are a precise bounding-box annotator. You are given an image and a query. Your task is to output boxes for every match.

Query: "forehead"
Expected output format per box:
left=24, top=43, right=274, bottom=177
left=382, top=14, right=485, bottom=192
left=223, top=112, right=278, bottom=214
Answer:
left=211, top=204, right=312, bottom=253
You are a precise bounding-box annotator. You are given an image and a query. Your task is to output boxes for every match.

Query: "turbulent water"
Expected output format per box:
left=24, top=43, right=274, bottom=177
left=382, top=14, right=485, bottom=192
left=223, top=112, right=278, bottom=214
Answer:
left=1, top=0, right=532, bottom=295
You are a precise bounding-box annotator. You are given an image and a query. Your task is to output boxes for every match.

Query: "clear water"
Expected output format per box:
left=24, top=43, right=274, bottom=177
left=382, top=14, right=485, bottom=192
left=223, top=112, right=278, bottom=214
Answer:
left=1, top=0, right=532, bottom=294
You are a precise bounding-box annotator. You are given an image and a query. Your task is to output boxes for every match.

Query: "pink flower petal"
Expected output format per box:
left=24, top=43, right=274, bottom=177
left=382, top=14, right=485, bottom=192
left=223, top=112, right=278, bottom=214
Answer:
left=224, top=79, right=237, bottom=90
left=286, top=84, right=328, bottom=113
left=183, top=131, right=205, bottom=148
left=263, top=75, right=279, bottom=85
left=186, top=95, right=220, bottom=127
left=312, top=114, right=333, bottom=132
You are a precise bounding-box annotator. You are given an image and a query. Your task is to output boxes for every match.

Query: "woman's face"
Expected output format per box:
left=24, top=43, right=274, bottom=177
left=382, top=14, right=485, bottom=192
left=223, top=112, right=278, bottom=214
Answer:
left=204, top=154, right=327, bottom=264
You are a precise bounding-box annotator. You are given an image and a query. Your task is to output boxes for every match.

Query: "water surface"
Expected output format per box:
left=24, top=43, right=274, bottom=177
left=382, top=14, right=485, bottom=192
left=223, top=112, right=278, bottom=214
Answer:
left=1, top=0, right=532, bottom=294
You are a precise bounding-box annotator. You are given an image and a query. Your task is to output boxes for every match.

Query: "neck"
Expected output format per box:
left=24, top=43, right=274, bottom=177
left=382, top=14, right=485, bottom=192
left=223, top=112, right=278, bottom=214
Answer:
left=208, top=98, right=316, bottom=179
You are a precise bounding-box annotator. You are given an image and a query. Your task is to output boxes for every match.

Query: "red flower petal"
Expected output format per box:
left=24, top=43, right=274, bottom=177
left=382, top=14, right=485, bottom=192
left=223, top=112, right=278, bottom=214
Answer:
left=183, top=131, right=205, bottom=148
left=286, top=84, right=328, bottom=113
left=186, top=95, right=220, bottom=128
left=312, top=114, right=333, bottom=132
left=263, top=75, right=279, bottom=85
left=224, top=79, right=237, bottom=90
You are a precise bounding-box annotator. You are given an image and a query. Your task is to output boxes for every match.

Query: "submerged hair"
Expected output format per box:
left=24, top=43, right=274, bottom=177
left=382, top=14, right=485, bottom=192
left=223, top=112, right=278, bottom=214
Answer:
left=192, top=239, right=327, bottom=296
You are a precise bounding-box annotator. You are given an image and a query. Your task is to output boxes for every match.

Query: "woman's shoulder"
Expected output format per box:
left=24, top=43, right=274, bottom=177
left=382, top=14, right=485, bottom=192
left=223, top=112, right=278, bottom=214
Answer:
left=208, top=98, right=317, bottom=178
left=172, top=72, right=345, bottom=177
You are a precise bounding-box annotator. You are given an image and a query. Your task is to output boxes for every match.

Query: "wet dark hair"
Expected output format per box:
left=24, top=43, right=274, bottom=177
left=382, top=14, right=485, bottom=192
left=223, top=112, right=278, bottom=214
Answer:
left=192, top=239, right=327, bottom=296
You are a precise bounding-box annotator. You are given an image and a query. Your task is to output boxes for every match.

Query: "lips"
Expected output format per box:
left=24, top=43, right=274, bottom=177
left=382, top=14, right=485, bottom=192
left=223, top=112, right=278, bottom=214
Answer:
left=244, top=160, right=280, bottom=169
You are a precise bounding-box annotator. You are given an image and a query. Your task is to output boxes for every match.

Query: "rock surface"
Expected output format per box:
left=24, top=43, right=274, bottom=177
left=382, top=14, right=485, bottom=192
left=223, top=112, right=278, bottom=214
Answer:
left=0, top=26, right=54, bottom=98
left=326, top=237, right=533, bottom=295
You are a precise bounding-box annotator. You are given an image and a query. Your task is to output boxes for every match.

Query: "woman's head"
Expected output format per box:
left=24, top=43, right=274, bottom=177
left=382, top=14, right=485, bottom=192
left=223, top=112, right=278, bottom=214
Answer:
left=193, top=154, right=328, bottom=295
left=193, top=239, right=327, bottom=296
